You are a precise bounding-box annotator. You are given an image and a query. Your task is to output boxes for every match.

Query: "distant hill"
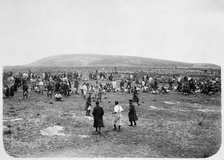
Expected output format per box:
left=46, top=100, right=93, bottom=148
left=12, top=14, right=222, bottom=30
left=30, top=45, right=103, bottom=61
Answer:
left=27, top=54, right=220, bottom=69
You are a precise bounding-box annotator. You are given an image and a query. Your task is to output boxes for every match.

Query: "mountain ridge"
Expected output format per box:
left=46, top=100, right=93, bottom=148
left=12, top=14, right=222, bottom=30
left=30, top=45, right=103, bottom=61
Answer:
left=27, top=54, right=220, bottom=68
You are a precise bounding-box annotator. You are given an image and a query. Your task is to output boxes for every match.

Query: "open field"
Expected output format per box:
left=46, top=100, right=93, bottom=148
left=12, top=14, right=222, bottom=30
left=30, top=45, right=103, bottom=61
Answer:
left=3, top=85, right=221, bottom=158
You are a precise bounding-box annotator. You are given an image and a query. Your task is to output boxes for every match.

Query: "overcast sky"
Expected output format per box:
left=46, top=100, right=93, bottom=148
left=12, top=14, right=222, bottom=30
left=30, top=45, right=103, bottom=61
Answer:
left=0, top=0, right=224, bottom=66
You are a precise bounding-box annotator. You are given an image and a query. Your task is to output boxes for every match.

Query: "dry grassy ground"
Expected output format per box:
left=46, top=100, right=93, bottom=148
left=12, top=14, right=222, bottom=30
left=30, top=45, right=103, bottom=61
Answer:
left=3, top=88, right=221, bottom=158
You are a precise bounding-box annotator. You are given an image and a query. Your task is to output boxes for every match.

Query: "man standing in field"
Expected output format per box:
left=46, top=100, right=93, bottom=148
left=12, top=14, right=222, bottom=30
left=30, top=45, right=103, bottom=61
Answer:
left=85, top=92, right=92, bottom=116
left=112, top=79, right=117, bottom=92
left=39, top=80, right=44, bottom=95
left=92, top=101, right=104, bottom=133
left=81, top=82, right=87, bottom=99
left=128, top=99, right=138, bottom=126
left=7, top=72, right=15, bottom=97
left=74, top=79, right=79, bottom=94
left=22, top=83, right=29, bottom=100
left=132, top=86, right=140, bottom=106
left=113, top=101, right=123, bottom=131
left=126, top=79, right=132, bottom=93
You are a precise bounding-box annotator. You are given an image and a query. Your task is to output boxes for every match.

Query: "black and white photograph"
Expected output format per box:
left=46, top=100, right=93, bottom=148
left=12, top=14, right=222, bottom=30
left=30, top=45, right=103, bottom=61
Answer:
left=0, top=0, right=223, bottom=158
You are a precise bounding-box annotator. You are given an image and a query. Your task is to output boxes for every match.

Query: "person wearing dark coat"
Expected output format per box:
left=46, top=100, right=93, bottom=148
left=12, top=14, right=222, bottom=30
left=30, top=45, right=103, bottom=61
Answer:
left=85, top=93, right=92, bottom=116
left=92, top=101, right=104, bottom=133
left=63, top=82, right=69, bottom=98
left=126, top=80, right=131, bottom=93
left=74, top=79, right=79, bottom=94
left=128, top=99, right=138, bottom=126
left=47, top=82, right=53, bottom=98
left=22, top=83, right=29, bottom=100
left=132, top=86, right=140, bottom=105
left=120, top=79, right=125, bottom=92
left=55, top=82, right=60, bottom=93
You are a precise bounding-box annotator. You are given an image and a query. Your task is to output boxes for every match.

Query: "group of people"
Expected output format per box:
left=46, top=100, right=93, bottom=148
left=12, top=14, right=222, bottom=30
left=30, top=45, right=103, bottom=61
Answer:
left=91, top=99, right=138, bottom=133
left=3, top=69, right=221, bottom=102
left=2, top=69, right=221, bottom=134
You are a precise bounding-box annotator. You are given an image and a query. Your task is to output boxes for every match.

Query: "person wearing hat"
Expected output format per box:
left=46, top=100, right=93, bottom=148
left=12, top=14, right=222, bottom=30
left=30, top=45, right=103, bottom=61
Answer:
left=92, top=101, right=104, bottom=133
left=85, top=92, right=92, bottom=116
left=112, top=101, right=123, bottom=131
left=128, top=99, right=138, bottom=126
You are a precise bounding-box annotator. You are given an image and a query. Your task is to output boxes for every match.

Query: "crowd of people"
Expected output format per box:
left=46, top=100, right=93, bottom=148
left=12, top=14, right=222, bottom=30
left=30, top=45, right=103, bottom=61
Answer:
left=3, top=69, right=221, bottom=133
left=3, top=69, right=221, bottom=99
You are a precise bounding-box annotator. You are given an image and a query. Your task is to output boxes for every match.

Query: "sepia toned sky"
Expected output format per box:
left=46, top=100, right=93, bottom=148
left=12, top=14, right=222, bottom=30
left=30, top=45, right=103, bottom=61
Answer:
left=0, top=0, right=224, bottom=66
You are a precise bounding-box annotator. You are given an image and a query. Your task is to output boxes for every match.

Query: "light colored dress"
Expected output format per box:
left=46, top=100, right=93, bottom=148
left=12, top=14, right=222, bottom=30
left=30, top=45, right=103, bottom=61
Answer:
left=113, top=105, right=123, bottom=125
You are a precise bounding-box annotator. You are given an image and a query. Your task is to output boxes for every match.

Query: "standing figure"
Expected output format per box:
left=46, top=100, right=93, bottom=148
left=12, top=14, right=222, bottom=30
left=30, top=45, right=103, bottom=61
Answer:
left=81, top=82, right=88, bottom=99
left=94, top=81, right=99, bottom=99
left=39, top=80, right=44, bottom=95
left=63, top=82, right=69, bottom=98
left=112, top=79, right=117, bottom=92
left=23, top=83, right=29, bottom=100
left=92, top=101, right=104, bottom=133
left=113, top=101, right=123, bottom=131
left=85, top=92, right=92, bottom=116
left=55, top=81, right=60, bottom=93
left=97, top=86, right=103, bottom=102
left=7, top=73, right=15, bottom=97
left=128, top=100, right=138, bottom=126
left=120, top=79, right=125, bottom=92
left=47, top=82, right=53, bottom=98
left=132, top=86, right=140, bottom=105
left=126, top=79, right=132, bottom=93
left=74, top=79, right=79, bottom=94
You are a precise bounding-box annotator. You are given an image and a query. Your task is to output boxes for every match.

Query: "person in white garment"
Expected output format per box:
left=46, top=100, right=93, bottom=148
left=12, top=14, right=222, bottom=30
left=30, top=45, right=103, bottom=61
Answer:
left=112, top=79, right=117, bottom=92
left=81, top=82, right=88, bottom=99
left=55, top=92, right=62, bottom=101
left=112, top=101, right=123, bottom=131
left=39, top=80, right=44, bottom=95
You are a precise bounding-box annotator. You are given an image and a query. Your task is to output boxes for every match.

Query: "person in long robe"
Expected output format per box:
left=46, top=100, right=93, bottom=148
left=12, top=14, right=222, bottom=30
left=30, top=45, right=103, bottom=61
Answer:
left=85, top=93, right=92, bottom=116
left=92, top=101, right=104, bottom=133
left=120, top=79, right=125, bottom=92
left=128, top=100, right=138, bottom=126
left=126, top=80, right=131, bottom=93
left=132, top=86, right=140, bottom=105
left=39, top=80, right=44, bottom=95
left=47, top=82, right=53, bottom=98
left=74, top=79, right=79, bottom=94
left=22, top=83, right=29, bottom=100
left=81, top=82, right=88, bottom=99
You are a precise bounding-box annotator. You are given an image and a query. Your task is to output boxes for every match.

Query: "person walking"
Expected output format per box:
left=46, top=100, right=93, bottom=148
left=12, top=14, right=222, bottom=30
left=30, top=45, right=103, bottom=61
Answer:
left=128, top=99, right=138, bottom=126
left=112, top=101, right=123, bottom=131
left=92, top=101, right=104, bottom=133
